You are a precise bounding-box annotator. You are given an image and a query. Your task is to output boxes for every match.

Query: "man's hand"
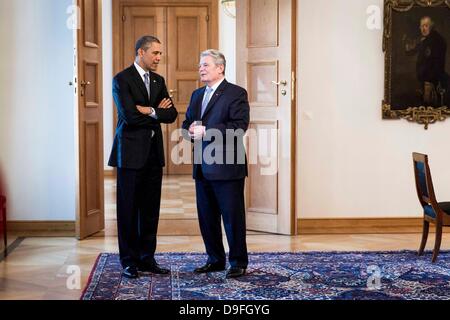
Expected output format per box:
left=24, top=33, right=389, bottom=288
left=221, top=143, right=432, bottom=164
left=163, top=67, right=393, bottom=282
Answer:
left=158, top=98, right=172, bottom=109
left=136, top=98, right=172, bottom=115
left=137, top=105, right=152, bottom=115
left=189, top=122, right=206, bottom=140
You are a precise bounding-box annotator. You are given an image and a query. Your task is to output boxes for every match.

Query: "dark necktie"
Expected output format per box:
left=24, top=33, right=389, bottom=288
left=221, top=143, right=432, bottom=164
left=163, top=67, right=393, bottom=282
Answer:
left=143, top=73, right=150, bottom=100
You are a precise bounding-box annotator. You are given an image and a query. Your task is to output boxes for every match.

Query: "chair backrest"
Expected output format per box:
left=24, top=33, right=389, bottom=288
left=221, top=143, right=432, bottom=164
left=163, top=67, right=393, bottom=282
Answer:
left=412, top=152, right=437, bottom=207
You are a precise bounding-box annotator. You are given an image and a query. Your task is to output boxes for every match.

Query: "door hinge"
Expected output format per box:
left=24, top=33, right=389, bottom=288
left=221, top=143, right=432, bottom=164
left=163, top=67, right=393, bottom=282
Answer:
left=122, top=15, right=126, bottom=22
left=205, top=15, right=209, bottom=22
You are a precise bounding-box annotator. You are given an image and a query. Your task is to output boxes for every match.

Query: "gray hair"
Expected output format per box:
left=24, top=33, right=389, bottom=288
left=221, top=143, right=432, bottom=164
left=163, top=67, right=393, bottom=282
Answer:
left=421, top=16, right=435, bottom=28
left=200, top=49, right=226, bottom=75
left=135, top=36, right=161, bottom=56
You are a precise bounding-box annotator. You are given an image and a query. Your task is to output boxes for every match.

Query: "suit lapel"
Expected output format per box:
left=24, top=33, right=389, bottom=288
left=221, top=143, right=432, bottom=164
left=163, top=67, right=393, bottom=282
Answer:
left=195, top=87, right=207, bottom=120
left=201, top=79, right=228, bottom=120
left=149, top=72, right=159, bottom=107
left=130, top=65, right=150, bottom=104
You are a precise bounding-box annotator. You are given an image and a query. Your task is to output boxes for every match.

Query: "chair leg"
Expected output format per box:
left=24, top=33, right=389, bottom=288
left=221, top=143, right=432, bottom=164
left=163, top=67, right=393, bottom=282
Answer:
left=0, top=196, right=8, bottom=256
left=432, top=222, right=443, bottom=263
left=418, top=220, right=429, bottom=256
left=1, top=199, right=6, bottom=257
left=3, top=218, right=6, bottom=256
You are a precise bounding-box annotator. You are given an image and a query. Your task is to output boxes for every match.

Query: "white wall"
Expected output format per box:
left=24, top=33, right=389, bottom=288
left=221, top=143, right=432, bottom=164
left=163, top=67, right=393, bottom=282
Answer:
left=0, top=0, right=76, bottom=220
left=103, top=0, right=113, bottom=171
left=219, top=1, right=236, bottom=83
left=297, top=0, right=450, bottom=218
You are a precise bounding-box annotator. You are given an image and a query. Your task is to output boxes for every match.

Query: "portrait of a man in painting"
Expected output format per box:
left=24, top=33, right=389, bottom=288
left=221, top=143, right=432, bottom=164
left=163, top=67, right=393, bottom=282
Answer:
left=382, top=0, right=450, bottom=128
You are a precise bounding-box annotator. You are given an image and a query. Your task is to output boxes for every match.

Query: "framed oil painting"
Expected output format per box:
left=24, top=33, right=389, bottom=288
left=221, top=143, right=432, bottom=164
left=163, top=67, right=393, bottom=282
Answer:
left=382, top=0, right=450, bottom=129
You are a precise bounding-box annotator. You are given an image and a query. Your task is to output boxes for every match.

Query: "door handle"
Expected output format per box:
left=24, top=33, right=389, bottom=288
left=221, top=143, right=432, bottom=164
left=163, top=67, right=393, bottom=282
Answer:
left=271, top=80, right=287, bottom=86
left=80, top=81, right=91, bottom=96
left=169, top=89, right=178, bottom=98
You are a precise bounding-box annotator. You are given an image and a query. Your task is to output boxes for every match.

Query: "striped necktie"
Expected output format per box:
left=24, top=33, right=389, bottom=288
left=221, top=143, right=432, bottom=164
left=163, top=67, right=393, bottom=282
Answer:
left=201, top=87, right=213, bottom=118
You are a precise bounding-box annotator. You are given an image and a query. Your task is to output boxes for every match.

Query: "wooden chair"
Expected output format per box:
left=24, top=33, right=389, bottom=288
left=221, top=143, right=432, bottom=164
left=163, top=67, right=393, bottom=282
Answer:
left=413, top=152, right=450, bottom=262
left=0, top=195, right=6, bottom=255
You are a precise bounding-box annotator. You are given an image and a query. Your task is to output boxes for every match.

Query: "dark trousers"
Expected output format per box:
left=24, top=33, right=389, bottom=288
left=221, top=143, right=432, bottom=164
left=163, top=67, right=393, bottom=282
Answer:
left=116, top=151, right=162, bottom=268
left=195, top=176, right=248, bottom=268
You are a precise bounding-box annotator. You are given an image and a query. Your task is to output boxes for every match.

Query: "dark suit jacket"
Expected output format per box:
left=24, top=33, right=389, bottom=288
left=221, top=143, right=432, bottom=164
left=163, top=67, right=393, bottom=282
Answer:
left=108, top=65, right=178, bottom=169
left=182, top=79, right=250, bottom=180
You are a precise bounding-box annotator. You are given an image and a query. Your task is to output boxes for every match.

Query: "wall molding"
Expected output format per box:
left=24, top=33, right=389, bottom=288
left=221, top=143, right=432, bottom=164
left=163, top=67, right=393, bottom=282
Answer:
left=7, top=221, right=76, bottom=237
left=297, top=218, right=440, bottom=234
left=7, top=218, right=440, bottom=237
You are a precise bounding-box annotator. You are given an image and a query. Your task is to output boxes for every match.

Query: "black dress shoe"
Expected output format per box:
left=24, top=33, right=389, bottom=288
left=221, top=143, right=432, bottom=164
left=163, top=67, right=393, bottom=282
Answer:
left=226, top=267, right=246, bottom=279
left=194, top=263, right=226, bottom=273
left=138, top=263, right=170, bottom=274
left=122, top=266, right=139, bottom=279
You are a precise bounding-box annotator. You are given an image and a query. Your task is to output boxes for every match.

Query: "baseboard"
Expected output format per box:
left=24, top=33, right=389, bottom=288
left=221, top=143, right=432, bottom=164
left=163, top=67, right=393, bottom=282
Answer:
left=297, top=218, right=438, bottom=234
left=104, top=169, right=115, bottom=177
left=6, top=218, right=437, bottom=237
left=7, top=221, right=76, bottom=237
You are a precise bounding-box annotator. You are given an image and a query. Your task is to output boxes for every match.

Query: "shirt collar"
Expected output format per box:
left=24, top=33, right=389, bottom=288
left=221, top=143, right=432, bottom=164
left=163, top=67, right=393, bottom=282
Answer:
left=134, top=62, right=149, bottom=79
left=207, top=77, right=225, bottom=93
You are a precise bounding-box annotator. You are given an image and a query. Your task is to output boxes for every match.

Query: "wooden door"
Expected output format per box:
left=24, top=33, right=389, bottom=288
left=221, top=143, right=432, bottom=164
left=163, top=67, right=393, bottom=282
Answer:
left=237, top=0, right=296, bottom=235
left=122, top=7, right=167, bottom=78
left=114, top=1, right=218, bottom=176
left=166, top=7, right=209, bottom=175
left=76, top=0, right=105, bottom=239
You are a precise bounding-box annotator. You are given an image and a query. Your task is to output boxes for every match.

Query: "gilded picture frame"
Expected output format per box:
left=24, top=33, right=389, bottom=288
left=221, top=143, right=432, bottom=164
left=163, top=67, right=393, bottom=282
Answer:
left=382, top=0, right=450, bottom=129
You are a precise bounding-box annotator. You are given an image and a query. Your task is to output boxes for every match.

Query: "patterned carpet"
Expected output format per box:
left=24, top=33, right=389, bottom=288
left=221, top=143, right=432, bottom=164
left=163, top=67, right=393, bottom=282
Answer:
left=81, top=251, right=450, bottom=300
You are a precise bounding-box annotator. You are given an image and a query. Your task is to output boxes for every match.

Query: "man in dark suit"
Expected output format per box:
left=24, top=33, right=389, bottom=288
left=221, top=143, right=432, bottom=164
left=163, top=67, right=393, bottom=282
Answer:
left=405, top=16, right=448, bottom=106
left=109, top=36, right=178, bottom=279
left=182, top=49, right=249, bottom=278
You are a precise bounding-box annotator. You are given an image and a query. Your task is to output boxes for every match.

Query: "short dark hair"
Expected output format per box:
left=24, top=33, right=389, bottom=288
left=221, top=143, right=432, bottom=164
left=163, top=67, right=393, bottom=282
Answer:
left=135, top=36, right=161, bottom=56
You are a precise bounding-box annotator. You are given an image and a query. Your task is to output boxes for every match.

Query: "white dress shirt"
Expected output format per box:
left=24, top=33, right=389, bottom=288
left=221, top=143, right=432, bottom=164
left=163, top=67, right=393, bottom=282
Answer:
left=203, top=77, right=225, bottom=107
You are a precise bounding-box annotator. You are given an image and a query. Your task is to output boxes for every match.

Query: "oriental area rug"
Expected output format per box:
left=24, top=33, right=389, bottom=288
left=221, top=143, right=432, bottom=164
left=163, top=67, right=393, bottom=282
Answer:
left=81, top=251, right=450, bottom=300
